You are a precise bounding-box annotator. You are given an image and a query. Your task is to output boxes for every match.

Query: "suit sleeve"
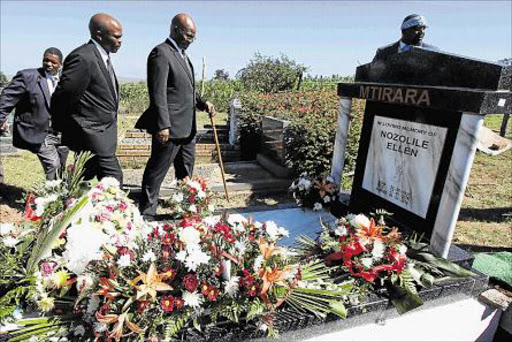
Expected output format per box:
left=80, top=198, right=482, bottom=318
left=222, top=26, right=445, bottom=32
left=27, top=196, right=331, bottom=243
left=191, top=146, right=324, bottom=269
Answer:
left=195, top=92, right=207, bottom=112
left=51, top=52, right=91, bottom=130
left=0, top=71, right=26, bottom=125
left=147, top=48, right=171, bottom=132
left=372, top=49, right=382, bottom=62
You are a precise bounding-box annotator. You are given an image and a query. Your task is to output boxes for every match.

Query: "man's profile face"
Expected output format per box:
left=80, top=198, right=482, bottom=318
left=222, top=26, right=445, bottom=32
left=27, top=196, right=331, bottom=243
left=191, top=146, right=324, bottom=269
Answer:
left=98, top=20, right=123, bottom=53
left=42, top=53, right=61, bottom=75
left=402, top=25, right=426, bottom=46
left=174, top=25, right=196, bottom=50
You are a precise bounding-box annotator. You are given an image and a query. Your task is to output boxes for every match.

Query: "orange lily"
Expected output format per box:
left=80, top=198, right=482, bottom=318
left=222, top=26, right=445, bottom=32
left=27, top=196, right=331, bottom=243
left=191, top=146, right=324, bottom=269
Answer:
left=93, top=277, right=120, bottom=300
left=258, top=265, right=291, bottom=296
left=356, top=219, right=383, bottom=245
left=129, top=263, right=173, bottom=301
left=95, top=311, right=145, bottom=342
left=258, top=238, right=283, bottom=260
left=313, top=177, right=334, bottom=198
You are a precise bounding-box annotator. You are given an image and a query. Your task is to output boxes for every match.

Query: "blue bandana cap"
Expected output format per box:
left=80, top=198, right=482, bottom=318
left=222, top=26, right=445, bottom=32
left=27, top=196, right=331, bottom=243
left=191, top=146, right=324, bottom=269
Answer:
left=401, top=15, right=428, bottom=30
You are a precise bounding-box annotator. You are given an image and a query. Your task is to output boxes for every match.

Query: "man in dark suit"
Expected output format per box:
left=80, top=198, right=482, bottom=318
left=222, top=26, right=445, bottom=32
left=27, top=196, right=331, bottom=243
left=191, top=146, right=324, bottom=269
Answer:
left=373, top=14, right=439, bottom=61
left=135, top=13, right=216, bottom=220
left=0, top=48, right=69, bottom=180
left=51, top=13, right=123, bottom=184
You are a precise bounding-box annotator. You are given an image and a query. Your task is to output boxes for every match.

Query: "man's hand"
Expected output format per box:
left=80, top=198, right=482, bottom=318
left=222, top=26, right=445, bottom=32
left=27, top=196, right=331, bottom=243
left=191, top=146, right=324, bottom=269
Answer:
left=0, top=122, right=9, bottom=136
left=156, top=128, right=170, bottom=144
left=206, top=101, right=216, bottom=118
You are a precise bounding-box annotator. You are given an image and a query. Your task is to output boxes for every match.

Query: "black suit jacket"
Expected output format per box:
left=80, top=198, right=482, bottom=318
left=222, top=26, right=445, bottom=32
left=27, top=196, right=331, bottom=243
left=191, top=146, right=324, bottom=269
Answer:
left=135, top=40, right=206, bottom=138
left=0, top=68, right=52, bottom=152
left=51, top=41, right=119, bottom=156
left=373, top=41, right=439, bottom=61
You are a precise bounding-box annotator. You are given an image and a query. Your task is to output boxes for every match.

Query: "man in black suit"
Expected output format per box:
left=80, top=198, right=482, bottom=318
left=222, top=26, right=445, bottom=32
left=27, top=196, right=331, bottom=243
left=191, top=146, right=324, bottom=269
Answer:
left=51, top=13, right=123, bottom=184
left=373, top=14, right=439, bottom=61
left=135, top=13, right=216, bottom=220
left=0, top=48, right=69, bottom=180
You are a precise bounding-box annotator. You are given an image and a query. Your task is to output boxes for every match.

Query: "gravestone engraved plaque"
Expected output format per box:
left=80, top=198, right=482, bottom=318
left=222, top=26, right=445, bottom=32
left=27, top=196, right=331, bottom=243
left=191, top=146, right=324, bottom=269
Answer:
left=362, top=116, right=447, bottom=218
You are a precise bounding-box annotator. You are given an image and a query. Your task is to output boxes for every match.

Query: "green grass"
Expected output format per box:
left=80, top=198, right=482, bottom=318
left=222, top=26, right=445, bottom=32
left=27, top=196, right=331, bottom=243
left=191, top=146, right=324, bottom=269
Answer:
left=484, top=114, right=512, bottom=139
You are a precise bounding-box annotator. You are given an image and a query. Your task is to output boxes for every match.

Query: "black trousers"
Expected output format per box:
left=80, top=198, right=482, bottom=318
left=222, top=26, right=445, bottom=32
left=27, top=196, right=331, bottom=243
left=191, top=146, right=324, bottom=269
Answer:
left=139, top=135, right=196, bottom=216
left=82, top=153, right=123, bottom=187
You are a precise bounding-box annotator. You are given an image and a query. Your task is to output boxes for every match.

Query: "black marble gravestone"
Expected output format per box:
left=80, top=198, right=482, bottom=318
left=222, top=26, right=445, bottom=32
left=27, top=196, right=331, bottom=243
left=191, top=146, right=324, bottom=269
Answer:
left=335, top=47, right=511, bottom=258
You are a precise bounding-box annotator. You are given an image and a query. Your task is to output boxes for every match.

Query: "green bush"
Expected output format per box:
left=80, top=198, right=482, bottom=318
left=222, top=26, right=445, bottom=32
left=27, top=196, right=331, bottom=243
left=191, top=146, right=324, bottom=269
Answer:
left=119, top=82, right=149, bottom=115
left=237, top=91, right=364, bottom=188
left=236, top=53, right=307, bottom=93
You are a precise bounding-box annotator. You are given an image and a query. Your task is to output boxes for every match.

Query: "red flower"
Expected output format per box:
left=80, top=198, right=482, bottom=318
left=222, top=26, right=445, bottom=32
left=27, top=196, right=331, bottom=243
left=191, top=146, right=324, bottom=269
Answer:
left=207, top=286, right=220, bottom=301
left=23, top=193, right=41, bottom=221
left=188, top=195, right=195, bottom=203
left=201, top=281, right=210, bottom=296
left=183, top=274, right=199, bottom=292
left=118, top=202, right=128, bottom=211
left=161, top=233, right=176, bottom=245
left=160, top=295, right=174, bottom=312
left=352, top=270, right=377, bottom=282
left=161, top=267, right=176, bottom=282
left=174, top=297, right=184, bottom=309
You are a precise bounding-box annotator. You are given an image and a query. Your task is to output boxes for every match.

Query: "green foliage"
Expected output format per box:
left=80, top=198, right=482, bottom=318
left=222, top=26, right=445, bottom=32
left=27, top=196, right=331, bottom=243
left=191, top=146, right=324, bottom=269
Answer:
left=119, top=82, right=149, bottom=115
left=213, top=69, right=230, bottom=80
left=202, top=79, right=244, bottom=113
left=0, top=71, right=9, bottom=87
left=236, top=53, right=308, bottom=93
left=237, top=91, right=364, bottom=184
left=164, top=311, right=193, bottom=338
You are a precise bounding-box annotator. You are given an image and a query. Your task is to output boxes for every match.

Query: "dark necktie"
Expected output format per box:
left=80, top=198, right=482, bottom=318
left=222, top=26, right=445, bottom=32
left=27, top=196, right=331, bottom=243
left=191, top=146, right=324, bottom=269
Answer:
left=106, top=56, right=117, bottom=98
left=182, top=50, right=192, bottom=75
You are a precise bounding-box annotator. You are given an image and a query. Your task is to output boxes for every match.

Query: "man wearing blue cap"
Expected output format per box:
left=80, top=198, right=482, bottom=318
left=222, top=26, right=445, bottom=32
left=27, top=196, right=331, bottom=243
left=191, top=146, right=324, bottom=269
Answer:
left=373, top=14, right=439, bottom=61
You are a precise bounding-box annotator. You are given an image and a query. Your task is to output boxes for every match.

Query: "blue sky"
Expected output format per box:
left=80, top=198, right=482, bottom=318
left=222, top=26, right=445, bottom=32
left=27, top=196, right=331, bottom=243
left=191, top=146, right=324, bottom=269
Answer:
left=1, top=0, right=510, bottom=80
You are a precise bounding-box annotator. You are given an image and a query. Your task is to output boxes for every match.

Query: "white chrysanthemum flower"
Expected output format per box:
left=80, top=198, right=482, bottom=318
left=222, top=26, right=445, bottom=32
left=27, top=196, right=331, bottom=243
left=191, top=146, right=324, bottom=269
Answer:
left=207, top=204, right=215, bottom=212
left=264, top=221, right=280, bottom=240
left=323, top=195, right=331, bottom=203
left=297, top=178, right=311, bottom=191
left=63, top=223, right=109, bottom=275
left=183, top=291, right=203, bottom=308
left=253, top=255, right=264, bottom=273
left=45, top=179, right=62, bottom=189
left=279, top=226, right=290, bottom=238
left=224, top=276, right=240, bottom=297
left=350, top=214, right=371, bottom=230
left=176, top=250, right=187, bottom=262
left=361, top=257, right=373, bottom=268
left=100, top=177, right=120, bottom=188
left=2, top=236, right=19, bottom=248
left=117, top=254, right=131, bottom=268
left=189, top=204, right=197, bottom=213
left=188, top=180, right=202, bottom=191
left=179, top=226, right=201, bottom=245
left=73, top=325, right=86, bottom=337
left=399, top=245, right=408, bottom=255
left=334, top=224, right=347, bottom=236
left=142, top=250, right=157, bottom=262
left=197, top=190, right=206, bottom=199
left=172, top=192, right=184, bottom=203
left=234, top=240, right=246, bottom=254
left=0, top=223, right=15, bottom=236
left=203, top=216, right=220, bottom=227
left=372, top=240, right=385, bottom=260
left=313, top=202, right=323, bottom=211
left=184, top=246, right=210, bottom=272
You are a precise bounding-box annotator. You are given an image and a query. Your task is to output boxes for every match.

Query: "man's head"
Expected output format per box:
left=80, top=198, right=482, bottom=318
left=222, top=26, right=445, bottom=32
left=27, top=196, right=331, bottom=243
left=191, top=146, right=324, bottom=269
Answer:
left=42, top=47, right=62, bottom=76
left=89, top=13, right=123, bottom=53
left=400, top=14, right=427, bottom=46
left=170, top=13, right=197, bottom=51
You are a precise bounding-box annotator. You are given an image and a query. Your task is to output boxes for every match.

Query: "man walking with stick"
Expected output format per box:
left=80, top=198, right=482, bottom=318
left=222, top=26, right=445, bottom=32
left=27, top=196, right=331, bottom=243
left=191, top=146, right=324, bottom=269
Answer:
left=135, top=13, right=216, bottom=221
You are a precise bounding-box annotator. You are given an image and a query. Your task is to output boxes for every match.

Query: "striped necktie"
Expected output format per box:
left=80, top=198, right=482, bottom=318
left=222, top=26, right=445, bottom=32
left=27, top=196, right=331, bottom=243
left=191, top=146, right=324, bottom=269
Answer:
left=106, top=56, right=117, bottom=98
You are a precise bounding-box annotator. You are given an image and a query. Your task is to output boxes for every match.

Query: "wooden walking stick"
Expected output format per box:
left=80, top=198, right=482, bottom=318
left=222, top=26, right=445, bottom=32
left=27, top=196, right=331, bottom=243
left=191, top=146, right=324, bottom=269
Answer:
left=210, top=114, right=230, bottom=202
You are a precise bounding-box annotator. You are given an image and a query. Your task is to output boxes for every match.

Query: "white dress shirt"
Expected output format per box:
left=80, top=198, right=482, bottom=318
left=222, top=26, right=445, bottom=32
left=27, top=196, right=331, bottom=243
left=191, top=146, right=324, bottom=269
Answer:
left=91, top=39, right=110, bottom=68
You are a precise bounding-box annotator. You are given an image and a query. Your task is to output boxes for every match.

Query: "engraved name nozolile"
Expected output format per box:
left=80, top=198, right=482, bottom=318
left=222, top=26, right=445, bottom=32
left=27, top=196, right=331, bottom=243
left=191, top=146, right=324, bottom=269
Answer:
left=360, top=86, right=431, bottom=106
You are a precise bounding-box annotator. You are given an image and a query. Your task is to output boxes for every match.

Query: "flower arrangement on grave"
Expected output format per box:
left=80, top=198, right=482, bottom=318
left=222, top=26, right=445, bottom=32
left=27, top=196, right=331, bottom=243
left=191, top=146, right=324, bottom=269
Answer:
left=289, top=172, right=339, bottom=211
left=162, top=176, right=215, bottom=219
left=294, top=211, right=476, bottom=314
left=0, top=154, right=352, bottom=341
